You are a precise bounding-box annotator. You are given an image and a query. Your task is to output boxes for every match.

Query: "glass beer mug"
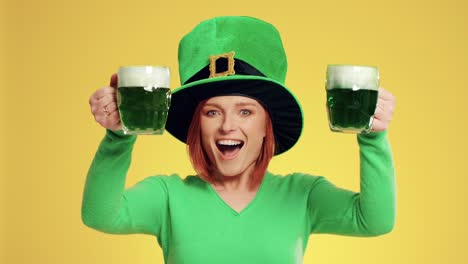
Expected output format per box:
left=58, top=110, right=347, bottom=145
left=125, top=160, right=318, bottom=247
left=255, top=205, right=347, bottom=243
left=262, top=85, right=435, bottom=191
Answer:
left=117, top=66, right=171, bottom=135
left=325, top=65, right=379, bottom=134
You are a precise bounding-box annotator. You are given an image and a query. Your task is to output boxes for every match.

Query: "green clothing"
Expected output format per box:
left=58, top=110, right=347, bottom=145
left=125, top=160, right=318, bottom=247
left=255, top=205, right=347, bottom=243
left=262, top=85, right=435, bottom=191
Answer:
left=82, top=130, right=395, bottom=264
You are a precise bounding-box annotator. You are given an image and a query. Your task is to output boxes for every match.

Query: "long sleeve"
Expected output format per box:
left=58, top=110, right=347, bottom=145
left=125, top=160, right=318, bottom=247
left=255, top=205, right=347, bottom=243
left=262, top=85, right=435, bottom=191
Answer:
left=81, top=129, right=169, bottom=236
left=308, top=131, right=396, bottom=236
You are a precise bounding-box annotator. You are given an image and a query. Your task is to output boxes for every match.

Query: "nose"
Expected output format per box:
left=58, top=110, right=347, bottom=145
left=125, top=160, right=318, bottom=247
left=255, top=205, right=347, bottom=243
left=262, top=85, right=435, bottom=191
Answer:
left=220, top=113, right=238, bottom=133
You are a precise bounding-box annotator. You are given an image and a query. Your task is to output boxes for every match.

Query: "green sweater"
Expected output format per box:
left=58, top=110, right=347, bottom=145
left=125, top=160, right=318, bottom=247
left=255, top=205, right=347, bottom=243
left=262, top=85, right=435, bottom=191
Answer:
left=82, top=130, right=395, bottom=264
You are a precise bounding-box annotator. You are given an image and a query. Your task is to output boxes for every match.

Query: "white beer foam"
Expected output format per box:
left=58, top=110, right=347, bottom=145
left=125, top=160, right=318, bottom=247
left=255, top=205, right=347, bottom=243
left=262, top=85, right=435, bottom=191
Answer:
left=326, top=65, right=379, bottom=91
left=118, top=66, right=170, bottom=90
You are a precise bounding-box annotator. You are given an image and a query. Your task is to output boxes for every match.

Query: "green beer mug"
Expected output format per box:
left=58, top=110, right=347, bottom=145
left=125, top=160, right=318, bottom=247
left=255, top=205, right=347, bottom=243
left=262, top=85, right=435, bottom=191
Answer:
left=117, top=66, right=171, bottom=135
left=326, top=65, right=379, bottom=133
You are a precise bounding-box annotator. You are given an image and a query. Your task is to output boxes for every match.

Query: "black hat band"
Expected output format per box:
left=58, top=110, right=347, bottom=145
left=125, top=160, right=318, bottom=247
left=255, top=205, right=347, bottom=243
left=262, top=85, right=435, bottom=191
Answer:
left=184, top=58, right=266, bottom=85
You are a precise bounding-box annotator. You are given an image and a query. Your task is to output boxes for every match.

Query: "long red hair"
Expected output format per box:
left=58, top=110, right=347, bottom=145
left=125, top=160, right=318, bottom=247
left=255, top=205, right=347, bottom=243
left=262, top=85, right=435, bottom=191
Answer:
left=186, top=99, right=275, bottom=190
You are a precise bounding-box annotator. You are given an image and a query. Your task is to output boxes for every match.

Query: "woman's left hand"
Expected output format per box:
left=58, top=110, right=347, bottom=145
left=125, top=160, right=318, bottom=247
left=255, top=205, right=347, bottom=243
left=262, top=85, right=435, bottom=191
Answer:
left=372, top=87, right=396, bottom=132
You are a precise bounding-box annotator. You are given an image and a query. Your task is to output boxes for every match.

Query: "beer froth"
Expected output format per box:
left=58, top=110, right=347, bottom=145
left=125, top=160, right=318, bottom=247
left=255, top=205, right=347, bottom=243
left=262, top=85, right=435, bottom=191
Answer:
left=326, top=65, right=379, bottom=91
left=118, top=66, right=170, bottom=89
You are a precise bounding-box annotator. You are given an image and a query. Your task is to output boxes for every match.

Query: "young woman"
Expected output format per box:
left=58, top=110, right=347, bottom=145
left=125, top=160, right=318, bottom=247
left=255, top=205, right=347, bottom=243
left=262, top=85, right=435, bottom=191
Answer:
left=83, top=16, right=396, bottom=264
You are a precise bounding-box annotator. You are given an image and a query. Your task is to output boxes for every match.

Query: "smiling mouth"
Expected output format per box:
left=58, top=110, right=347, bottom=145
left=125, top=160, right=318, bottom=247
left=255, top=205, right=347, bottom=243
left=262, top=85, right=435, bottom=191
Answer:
left=216, top=140, right=244, bottom=158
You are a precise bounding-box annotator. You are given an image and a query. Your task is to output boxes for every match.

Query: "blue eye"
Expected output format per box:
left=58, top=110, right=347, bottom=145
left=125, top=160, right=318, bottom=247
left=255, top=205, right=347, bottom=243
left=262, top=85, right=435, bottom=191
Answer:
left=240, top=109, right=251, bottom=116
left=206, top=110, right=219, bottom=116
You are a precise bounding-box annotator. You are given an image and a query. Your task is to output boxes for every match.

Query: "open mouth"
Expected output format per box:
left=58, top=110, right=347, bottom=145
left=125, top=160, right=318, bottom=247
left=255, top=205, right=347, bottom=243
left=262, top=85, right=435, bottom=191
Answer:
left=216, top=139, right=244, bottom=158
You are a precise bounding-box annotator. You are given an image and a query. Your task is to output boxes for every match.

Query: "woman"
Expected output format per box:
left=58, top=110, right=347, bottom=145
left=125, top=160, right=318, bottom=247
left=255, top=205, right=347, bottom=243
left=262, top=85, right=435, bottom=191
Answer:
left=83, top=16, right=396, bottom=263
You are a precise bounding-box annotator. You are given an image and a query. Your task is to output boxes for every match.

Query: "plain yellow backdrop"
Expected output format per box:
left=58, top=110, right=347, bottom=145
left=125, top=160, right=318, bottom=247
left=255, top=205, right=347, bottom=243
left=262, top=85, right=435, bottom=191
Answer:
left=2, top=0, right=468, bottom=263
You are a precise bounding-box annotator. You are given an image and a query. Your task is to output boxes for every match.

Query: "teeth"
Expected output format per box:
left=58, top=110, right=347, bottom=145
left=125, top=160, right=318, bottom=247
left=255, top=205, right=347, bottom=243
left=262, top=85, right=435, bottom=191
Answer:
left=217, top=140, right=242, bottom=146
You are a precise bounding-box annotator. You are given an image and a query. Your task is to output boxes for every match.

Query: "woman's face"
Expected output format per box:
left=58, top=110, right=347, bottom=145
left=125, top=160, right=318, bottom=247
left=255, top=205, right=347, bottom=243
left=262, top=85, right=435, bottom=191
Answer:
left=200, top=96, right=267, bottom=178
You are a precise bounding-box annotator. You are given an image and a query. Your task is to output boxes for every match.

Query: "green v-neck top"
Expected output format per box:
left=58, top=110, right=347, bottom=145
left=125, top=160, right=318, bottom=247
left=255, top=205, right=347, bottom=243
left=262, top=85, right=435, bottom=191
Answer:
left=82, top=130, right=395, bottom=264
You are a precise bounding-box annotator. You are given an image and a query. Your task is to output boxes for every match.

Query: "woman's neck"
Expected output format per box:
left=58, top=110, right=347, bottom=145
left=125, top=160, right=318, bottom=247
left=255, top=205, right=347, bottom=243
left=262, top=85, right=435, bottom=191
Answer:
left=211, top=163, right=257, bottom=193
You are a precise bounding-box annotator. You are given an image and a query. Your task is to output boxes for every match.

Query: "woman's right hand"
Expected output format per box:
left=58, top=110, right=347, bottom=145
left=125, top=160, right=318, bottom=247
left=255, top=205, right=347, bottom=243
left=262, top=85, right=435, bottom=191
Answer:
left=89, top=74, right=122, bottom=131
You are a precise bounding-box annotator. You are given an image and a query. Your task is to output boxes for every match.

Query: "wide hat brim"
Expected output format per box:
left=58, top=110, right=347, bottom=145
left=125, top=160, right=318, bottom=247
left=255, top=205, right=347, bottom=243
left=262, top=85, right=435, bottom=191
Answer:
left=165, top=75, right=303, bottom=155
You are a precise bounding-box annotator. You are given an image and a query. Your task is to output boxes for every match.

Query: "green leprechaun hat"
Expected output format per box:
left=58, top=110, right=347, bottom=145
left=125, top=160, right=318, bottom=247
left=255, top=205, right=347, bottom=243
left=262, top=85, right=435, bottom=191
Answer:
left=166, top=16, right=303, bottom=155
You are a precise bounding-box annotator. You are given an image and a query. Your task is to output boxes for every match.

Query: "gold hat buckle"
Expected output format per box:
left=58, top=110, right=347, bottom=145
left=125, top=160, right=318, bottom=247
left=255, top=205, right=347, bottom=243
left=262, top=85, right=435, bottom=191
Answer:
left=209, top=51, right=236, bottom=78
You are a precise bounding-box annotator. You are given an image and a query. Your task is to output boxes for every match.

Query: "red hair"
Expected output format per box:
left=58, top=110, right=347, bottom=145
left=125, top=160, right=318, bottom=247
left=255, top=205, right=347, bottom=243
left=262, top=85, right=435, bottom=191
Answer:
left=186, top=99, right=275, bottom=191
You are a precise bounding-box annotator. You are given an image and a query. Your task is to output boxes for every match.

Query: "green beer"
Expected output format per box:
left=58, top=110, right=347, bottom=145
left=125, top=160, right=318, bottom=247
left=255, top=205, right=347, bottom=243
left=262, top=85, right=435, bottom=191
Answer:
left=326, top=89, right=378, bottom=131
left=117, top=66, right=171, bottom=135
left=118, top=87, right=171, bottom=134
left=326, top=65, right=379, bottom=133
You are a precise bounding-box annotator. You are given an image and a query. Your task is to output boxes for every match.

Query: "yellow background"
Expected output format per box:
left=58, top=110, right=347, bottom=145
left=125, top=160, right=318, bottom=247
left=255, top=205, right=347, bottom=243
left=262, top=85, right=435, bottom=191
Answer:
left=2, top=0, right=467, bottom=263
